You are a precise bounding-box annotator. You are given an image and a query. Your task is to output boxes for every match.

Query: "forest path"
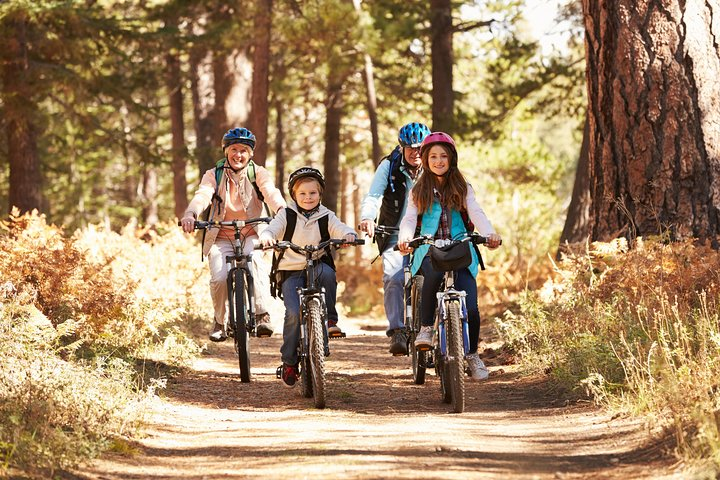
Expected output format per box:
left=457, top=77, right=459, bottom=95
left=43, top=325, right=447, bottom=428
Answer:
left=70, top=316, right=677, bottom=480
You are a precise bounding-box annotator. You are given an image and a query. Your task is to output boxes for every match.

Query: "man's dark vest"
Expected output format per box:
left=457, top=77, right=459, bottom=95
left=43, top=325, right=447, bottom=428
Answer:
left=376, top=146, right=408, bottom=254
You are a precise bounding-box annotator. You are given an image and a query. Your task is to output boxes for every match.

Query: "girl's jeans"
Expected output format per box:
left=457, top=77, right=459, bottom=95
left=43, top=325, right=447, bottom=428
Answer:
left=419, top=255, right=481, bottom=354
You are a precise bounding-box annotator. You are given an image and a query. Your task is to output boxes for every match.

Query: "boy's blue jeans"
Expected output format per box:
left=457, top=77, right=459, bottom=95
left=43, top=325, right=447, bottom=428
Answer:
left=280, top=263, right=338, bottom=365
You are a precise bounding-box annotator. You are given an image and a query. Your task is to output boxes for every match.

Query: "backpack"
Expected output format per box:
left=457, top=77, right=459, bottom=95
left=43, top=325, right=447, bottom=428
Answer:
left=198, top=159, right=267, bottom=261
left=269, top=208, right=335, bottom=299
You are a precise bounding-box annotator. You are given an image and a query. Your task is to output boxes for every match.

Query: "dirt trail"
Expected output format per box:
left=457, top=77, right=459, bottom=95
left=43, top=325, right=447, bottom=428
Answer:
left=70, top=316, right=678, bottom=480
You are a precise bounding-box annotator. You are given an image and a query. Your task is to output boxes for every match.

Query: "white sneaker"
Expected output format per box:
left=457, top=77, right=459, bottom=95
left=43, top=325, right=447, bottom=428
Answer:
left=465, top=353, right=489, bottom=381
left=414, top=326, right=434, bottom=349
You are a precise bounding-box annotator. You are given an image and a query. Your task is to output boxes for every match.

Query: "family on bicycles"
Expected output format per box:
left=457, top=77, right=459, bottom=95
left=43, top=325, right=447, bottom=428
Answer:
left=180, top=123, right=501, bottom=393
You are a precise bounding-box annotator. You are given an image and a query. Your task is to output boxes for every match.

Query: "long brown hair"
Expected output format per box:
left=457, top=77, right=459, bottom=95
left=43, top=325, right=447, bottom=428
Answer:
left=412, top=143, right=468, bottom=214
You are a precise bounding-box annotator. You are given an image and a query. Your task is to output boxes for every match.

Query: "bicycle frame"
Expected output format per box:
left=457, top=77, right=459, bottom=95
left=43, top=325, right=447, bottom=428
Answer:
left=435, top=271, right=470, bottom=358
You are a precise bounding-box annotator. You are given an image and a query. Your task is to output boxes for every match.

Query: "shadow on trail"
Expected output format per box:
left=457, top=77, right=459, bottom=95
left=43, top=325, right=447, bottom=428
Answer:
left=163, top=333, right=577, bottom=416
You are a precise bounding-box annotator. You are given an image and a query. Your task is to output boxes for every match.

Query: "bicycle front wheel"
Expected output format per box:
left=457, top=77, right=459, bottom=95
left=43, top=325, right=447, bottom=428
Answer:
left=446, top=299, right=465, bottom=413
left=410, top=276, right=426, bottom=385
left=233, top=270, right=251, bottom=383
left=307, top=298, right=326, bottom=409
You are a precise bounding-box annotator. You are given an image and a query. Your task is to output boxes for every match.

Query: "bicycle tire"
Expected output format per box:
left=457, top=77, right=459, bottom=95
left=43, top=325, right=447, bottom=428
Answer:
left=307, top=298, right=326, bottom=409
left=410, top=276, right=426, bottom=385
left=446, top=300, right=465, bottom=413
left=234, top=270, right=251, bottom=383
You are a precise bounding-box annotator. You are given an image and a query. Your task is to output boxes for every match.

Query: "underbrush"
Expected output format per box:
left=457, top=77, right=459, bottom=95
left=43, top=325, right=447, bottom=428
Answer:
left=0, top=210, right=208, bottom=478
left=499, top=236, right=720, bottom=475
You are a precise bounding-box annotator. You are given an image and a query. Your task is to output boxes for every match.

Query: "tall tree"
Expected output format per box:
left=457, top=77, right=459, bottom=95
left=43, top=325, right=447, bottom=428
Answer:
left=429, top=0, right=454, bottom=133
left=583, top=0, right=720, bottom=242
left=249, top=0, right=272, bottom=166
left=2, top=12, right=41, bottom=214
left=166, top=47, right=188, bottom=220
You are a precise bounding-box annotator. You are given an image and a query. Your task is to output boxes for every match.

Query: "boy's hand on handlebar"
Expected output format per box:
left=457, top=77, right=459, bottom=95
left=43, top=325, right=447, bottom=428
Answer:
left=338, top=233, right=358, bottom=249
left=259, top=236, right=277, bottom=248
left=486, top=233, right=502, bottom=249
left=358, top=219, right=375, bottom=238
left=180, top=215, right=195, bottom=234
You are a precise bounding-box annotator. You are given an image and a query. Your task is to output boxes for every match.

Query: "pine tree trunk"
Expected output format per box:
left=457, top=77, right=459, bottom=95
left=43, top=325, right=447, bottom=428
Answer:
left=190, top=44, right=218, bottom=177
left=249, top=0, right=272, bottom=167
left=323, top=78, right=344, bottom=212
left=583, top=0, right=720, bottom=243
left=166, top=51, right=188, bottom=220
left=430, top=0, right=454, bottom=133
left=275, top=99, right=286, bottom=197
left=558, top=115, right=591, bottom=255
left=3, top=14, right=42, bottom=214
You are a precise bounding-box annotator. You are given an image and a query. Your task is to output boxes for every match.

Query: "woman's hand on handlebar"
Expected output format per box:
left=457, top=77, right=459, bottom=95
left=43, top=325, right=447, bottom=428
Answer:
left=180, top=215, right=196, bottom=234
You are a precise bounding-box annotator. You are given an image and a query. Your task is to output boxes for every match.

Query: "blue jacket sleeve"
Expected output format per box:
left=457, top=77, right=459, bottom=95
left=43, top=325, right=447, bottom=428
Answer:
left=359, top=159, right=392, bottom=221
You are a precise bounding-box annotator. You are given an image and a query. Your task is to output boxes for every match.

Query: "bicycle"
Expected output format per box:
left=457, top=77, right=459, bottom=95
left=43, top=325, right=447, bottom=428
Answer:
left=266, top=236, right=364, bottom=409
left=182, top=216, right=271, bottom=383
left=400, top=233, right=490, bottom=413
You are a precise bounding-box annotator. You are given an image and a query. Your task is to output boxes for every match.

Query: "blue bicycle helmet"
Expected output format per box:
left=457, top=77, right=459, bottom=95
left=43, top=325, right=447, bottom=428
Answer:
left=398, top=122, right=431, bottom=148
left=222, top=127, right=256, bottom=151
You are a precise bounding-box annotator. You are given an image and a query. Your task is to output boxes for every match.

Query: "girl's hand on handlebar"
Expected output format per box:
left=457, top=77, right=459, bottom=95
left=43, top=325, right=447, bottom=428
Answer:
left=180, top=215, right=195, bottom=234
left=486, top=233, right=502, bottom=249
left=396, top=236, right=413, bottom=255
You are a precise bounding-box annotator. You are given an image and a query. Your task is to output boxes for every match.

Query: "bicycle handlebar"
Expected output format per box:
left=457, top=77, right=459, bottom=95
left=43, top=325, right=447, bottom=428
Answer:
left=178, top=217, right=272, bottom=230
left=393, top=233, right=495, bottom=251
left=260, top=237, right=365, bottom=254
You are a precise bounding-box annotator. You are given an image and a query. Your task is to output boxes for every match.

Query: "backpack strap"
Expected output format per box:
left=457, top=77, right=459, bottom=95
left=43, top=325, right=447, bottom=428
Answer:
left=270, top=208, right=297, bottom=299
left=460, top=208, right=484, bottom=271
left=317, top=214, right=336, bottom=271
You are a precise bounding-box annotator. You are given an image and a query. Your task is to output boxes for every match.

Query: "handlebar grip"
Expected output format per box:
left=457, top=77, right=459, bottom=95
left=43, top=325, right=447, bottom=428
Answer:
left=354, top=239, right=365, bottom=246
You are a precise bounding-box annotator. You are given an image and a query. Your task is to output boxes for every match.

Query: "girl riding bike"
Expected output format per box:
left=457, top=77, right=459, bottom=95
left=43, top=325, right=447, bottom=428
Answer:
left=397, top=132, right=502, bottom=381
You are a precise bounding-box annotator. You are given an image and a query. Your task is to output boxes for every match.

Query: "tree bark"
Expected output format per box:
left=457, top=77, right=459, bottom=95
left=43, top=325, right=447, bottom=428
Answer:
left=274, top=98, right=286, bottom=197
left=583, top=0, right=720, bottom=243
left=323, top=78, right=344, bottom=212
left=3, top=14, right=42, bottom=214
left=353, top=0, right=380, bottom=165
left=558, top=115, right=591, bottom=255
left=190, top=44, right=218, bottom=177
left=166, top=50, right=188, bottom=220
left=430, top=0, right=454, bottom=133
left=249, top=0, right=273, bottom=167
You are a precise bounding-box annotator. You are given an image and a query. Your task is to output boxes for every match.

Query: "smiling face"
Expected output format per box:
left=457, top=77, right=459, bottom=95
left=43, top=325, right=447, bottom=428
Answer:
left=224, top=143, right=253, bottom=170
left=426, top=144, right=450, bottom=177
left=403, top=146, right=422, bottom=168
left=293, top=178, right=322, bottom=210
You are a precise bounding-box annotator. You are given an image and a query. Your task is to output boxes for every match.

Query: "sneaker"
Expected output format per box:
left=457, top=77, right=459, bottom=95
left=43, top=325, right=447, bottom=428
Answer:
left=255, top=312, right=274, bottom=337
left=277, top=363, right=299, bottom=388
left=328, top=324, right=343, bottom=336
left=389, top=329, right=408, bottom=355
left=414, top=326, right=433, bottom=349
left=465, top=353, right=490, bottom=381
left=209, top=321, right=227, bottom=342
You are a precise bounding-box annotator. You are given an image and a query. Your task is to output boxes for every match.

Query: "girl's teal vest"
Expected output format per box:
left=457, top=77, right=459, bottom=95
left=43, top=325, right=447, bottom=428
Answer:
left=410, top=200, right=479, bottom=277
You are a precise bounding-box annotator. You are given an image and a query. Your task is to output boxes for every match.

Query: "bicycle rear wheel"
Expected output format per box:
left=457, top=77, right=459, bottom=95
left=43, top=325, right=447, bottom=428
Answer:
left=307, top=298, right=326, bottom=409
left=233, top=270, right=251, bottom=383
left=410, top=276, right=426, bottom=385
left=446, top=300, right=465, bottom=413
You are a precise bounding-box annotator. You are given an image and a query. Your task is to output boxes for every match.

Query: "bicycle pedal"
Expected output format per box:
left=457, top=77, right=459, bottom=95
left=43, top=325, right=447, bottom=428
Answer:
left=328, top=332, right=346, bottom=339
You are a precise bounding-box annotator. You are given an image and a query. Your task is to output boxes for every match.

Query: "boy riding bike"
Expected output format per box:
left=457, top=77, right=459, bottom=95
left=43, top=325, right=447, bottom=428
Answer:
left=258, top=167, right=358, bottom=387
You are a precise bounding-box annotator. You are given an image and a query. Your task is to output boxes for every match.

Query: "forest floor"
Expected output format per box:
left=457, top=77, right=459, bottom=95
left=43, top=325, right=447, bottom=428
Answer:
left=67, top=312, right=682, bottom=480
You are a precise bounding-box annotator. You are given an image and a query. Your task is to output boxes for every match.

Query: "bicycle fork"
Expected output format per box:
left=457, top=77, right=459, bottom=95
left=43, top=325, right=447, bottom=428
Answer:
left=436, top=289, right=470, bottom=358
left=298, top=289, right=330, bottom=358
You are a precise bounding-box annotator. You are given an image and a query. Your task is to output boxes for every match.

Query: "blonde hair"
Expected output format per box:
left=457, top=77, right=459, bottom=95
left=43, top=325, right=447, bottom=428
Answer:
left=291, top=177, right=323, bottom=199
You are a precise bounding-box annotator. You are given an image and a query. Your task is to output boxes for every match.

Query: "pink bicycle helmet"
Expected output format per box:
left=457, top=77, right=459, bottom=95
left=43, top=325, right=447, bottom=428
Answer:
left=420, top=132, right=457, bottom=165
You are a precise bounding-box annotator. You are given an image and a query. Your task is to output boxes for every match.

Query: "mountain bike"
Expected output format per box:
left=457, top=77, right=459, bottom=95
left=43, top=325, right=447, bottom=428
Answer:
left=184, top=217, right=271, bottom=383
left=402, top=233, right=490, bottom=413
left=267, top=236, right=364, bottom=408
